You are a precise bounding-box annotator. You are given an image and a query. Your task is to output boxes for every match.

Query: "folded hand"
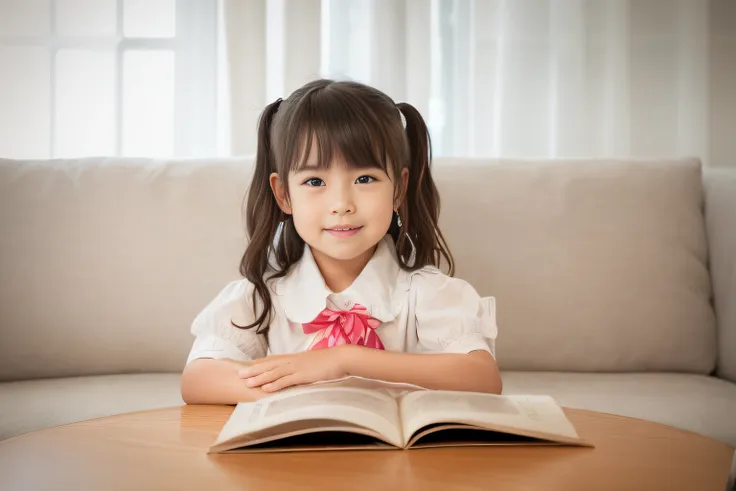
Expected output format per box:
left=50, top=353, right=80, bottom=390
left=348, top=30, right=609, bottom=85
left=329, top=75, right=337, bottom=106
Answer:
left=238, top=346, right=351, bottom=393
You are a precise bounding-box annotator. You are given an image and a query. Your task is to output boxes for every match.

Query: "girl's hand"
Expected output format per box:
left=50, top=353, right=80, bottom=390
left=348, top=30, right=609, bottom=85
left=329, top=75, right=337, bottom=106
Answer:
left=237, top=346, right=351, bottom=393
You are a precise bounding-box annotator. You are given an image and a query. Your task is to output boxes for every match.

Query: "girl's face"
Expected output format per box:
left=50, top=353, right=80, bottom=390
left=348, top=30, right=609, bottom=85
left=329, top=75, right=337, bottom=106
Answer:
left=270, top=140, right=407, bottom=264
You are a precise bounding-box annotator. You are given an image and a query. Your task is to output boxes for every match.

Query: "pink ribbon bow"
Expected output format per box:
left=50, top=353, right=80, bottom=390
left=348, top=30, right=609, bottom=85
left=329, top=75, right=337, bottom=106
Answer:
left=302, top=303, right=384, bottom=350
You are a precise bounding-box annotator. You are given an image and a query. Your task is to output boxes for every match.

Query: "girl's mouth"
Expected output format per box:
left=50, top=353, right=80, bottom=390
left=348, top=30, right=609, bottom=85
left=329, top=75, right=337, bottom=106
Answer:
left=325, top=226, right=363, bottom=237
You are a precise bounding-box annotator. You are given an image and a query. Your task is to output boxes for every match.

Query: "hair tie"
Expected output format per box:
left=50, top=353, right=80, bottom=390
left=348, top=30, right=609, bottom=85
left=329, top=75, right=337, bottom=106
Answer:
left=398, top=108, right=407, bottom=129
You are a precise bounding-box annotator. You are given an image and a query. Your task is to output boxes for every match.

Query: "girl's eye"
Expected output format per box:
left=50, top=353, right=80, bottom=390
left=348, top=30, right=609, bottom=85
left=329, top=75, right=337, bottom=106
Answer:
left=356, top=175, right=376, bottom=184
left=304, top=178, right=324, bottom=187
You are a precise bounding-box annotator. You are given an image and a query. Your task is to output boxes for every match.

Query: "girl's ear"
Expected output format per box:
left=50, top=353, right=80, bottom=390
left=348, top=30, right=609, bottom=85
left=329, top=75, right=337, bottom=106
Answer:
left=395, top=167, right=409, bottom=209
left=269, top=172, right=293, bottom=215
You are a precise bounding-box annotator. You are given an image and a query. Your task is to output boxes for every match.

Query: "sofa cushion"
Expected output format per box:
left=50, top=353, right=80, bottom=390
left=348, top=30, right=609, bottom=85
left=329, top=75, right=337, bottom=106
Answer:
left=0, top=158, right=251, bottom=381
left=2, top=372, right=734, bottom=451
left=434, top=158, right=716, bottom=373
left=502, top=371, right=736, bottom=448
left=703, top=168, right=736, bottom=383
left=0, top=373, right=183, bottom=441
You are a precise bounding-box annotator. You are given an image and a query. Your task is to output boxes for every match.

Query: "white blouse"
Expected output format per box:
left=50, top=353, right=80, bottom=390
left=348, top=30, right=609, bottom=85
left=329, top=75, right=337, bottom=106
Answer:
left=186, top=235, right=497, bottom=364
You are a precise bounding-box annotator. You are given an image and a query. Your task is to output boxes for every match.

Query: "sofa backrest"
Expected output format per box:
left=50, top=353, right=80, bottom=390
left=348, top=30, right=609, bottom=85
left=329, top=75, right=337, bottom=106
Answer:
left=433, top=158, right=716, bottom=374
left=0, top=157, right=719, bottom=381
left=0, top=158, right=250, bottom=381
left=702, top=168, right=736, bottom=383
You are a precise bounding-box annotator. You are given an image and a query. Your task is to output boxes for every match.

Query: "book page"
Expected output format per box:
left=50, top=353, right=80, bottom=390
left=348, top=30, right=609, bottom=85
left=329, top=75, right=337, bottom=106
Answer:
left=213, top=386, right=403, bottom=449
left=304, top=375, right=427, bottom=397
left=398, top=391, right=586, bottom=446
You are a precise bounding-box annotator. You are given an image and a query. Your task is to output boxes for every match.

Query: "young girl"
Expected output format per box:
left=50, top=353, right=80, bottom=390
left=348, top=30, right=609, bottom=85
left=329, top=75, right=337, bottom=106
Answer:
left=180, top=79, right=502, bottom=404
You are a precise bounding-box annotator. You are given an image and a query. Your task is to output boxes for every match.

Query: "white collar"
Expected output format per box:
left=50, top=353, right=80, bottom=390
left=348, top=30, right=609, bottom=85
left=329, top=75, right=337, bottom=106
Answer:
left=274, top=235, right=405, bottom=324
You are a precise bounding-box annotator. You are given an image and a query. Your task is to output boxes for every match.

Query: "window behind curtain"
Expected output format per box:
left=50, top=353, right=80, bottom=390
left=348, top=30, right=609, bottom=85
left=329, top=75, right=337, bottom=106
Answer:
left=0, top=0, right=217, bottom=159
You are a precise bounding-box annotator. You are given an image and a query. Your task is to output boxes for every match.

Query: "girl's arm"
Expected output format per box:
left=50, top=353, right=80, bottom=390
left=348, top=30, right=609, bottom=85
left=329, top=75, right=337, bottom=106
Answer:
left=181, top=358, right=268, bottom=404
left=238, top=346, right=502, bottom=394
left=341, top=346, right=502, bottom=394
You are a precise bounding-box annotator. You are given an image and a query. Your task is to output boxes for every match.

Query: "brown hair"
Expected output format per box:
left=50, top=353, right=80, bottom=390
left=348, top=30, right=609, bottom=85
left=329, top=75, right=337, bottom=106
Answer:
left=236, top=79, right=454, bottom=334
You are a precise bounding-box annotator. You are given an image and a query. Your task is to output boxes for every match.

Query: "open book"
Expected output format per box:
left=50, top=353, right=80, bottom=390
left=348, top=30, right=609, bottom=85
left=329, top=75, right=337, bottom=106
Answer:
left=208, top=376, right=592, bottom=453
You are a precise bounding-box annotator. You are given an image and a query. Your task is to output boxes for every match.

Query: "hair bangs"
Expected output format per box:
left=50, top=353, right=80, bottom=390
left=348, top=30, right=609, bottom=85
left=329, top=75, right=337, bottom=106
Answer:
left=287, top=89, right=396, bottom=176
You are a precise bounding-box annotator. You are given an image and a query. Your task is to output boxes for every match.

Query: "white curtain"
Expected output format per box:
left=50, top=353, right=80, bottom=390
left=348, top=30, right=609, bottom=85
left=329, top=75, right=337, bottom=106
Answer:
left=220, top=0, right=735, bottom=167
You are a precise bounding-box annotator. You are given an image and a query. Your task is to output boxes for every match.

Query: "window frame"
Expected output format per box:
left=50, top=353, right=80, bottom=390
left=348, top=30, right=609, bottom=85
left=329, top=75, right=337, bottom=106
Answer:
left=0, top=0, right=218, bottom=159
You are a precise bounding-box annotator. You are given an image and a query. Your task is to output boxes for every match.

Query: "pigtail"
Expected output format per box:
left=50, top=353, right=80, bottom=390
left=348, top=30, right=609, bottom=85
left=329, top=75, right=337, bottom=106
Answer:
left=396, top=102, right=455, bottom=276
left=236, top=98, right=284, bottom=333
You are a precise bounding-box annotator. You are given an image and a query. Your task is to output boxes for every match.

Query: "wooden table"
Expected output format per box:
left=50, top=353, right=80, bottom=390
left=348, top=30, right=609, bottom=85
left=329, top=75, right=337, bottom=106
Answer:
left=0, top=405, right=732, bottom=491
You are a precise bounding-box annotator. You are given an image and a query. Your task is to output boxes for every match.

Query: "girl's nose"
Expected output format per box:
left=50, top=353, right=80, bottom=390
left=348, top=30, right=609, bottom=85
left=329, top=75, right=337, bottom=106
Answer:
left=331, top=201, right=354, bottom=215
left=330, top=184, right=355, bottom=215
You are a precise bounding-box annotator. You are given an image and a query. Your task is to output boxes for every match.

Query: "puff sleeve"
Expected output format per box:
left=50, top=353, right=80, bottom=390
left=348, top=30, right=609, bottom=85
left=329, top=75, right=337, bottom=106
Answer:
left=185, top=279, right=268, bottom=364
left=412, top=273, right=497, bottom=357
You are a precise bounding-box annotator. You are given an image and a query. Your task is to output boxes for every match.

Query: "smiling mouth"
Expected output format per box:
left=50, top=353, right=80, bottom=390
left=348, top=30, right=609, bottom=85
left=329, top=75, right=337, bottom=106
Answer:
left=325, top=226, right=362, bottom=231
left=325, top=226, right=363, bottom=236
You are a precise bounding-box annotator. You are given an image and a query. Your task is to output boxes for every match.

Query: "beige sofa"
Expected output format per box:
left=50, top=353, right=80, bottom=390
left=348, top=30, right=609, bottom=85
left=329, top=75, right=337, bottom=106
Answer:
left=1, top=157, right=734, bottom=483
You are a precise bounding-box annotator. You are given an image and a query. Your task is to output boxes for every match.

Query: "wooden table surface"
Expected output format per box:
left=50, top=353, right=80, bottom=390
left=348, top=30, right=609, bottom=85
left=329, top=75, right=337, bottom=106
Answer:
left=0, top=405, right=732, bottom=491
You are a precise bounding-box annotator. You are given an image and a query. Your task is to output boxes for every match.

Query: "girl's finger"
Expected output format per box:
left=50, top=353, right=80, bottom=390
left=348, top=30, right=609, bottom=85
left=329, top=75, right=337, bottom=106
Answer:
left=247, top=354, right=292, bottom=369
left=238, top=361, right=279, bottom=378
left=263, top=373, right=302, bottom=393
left=244, top=367, right=291, bottom=388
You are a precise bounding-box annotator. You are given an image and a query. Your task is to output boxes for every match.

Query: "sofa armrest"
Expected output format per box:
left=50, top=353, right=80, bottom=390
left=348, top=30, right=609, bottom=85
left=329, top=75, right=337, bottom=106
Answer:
left=703, top=168, right=736, bottom=383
